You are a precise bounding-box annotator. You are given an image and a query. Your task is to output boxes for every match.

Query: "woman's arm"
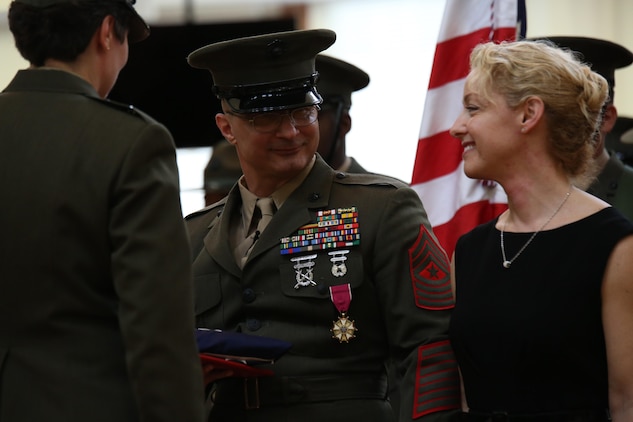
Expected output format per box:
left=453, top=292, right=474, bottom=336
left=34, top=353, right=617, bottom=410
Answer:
left=602, top=234, right=633, bottom=421
left=451, top=253, right=468, bottom=413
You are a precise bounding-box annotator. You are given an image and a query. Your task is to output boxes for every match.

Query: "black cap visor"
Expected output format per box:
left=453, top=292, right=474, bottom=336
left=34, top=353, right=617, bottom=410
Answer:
left=217, top=75, right=323, bottom=114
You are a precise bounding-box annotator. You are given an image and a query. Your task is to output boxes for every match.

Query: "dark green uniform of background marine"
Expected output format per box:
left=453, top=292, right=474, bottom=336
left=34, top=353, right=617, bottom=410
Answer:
left=186, top=155, right=458, bottom=421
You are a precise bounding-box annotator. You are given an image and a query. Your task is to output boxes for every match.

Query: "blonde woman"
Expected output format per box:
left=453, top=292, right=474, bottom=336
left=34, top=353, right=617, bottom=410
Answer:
left=449, top=40, right=633, bottom=422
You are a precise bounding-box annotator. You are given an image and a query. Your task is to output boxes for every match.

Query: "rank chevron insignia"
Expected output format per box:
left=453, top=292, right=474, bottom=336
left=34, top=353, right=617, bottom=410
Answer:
left=408, top=224, right=454, bottom=310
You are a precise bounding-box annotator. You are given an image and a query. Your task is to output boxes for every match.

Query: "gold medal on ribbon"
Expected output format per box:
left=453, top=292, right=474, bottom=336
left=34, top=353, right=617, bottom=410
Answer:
left=329, top=284, right=357, bottom=343
left=331, top=312, right=357, bottom=343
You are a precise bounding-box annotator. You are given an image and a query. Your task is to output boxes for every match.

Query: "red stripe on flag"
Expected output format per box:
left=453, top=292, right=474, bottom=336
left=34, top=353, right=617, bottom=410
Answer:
left=493, top=27, right=521, bottom=44
left=432, top=202, right=509, bottom=258
left=429, top=27, right=525, bottom=89
left=411, top=132, right=462, bottom=184
left=428, top=28, right=489, bottom=90
left=410, top=0, right=522, bottom=257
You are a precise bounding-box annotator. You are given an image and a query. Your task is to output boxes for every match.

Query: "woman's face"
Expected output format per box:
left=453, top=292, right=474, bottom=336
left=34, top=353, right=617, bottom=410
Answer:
left=449, top=73, right=523, bottom=181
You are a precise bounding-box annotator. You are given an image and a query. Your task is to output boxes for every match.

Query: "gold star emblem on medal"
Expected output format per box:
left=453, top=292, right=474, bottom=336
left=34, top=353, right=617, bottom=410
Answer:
left=331, top=313, right=357, bottom=343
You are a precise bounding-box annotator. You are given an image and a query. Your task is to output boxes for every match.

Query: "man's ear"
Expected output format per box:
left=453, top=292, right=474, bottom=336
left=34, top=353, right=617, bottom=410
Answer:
left=216, top=113, right=235, bottom=144
left=337, top=112, right=352, bottom=138
left=601, top=103, right=617, bottom=134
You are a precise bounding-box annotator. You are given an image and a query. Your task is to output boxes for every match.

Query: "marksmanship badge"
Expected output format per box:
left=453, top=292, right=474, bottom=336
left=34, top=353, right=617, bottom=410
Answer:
left=328, top=249, right=349, bottom=277
left=291, top=254, right=318, bottom=289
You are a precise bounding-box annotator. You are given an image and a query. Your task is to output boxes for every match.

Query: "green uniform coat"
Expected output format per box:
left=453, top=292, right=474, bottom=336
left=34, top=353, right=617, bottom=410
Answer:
left=0, top=69, right=205, bottom=422
left=186, top=156, right=459, bottom=421
left=588, top=152, right=633, bottom=221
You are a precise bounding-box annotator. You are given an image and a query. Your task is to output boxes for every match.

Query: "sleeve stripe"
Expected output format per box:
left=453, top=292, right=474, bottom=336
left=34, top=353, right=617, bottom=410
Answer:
left=413, top=340, right=460, bottom=418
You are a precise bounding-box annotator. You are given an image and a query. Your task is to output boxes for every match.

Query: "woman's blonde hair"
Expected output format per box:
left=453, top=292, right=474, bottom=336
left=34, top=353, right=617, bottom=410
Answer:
left=468, top=40, right=608, bottom=178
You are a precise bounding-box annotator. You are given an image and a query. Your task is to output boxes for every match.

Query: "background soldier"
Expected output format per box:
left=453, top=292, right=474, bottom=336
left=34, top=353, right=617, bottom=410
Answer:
left=204, top=139, right=243, bottom=206
left=542, top=36, right=633, bottom=220
left=316, top=54, right=371, bottom=173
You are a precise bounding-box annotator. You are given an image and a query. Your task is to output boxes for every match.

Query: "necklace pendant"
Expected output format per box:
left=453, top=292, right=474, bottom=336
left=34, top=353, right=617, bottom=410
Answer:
left=503, top=260, right=512, bottom=269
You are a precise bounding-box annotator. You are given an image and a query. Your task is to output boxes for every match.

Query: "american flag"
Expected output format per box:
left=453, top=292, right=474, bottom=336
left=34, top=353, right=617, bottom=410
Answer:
left=410, top=0, right=527, bottom=258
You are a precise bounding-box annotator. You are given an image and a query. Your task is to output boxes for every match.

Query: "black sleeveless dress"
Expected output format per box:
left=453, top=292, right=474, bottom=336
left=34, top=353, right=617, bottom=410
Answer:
left=450, top=207, right=633, bottom=420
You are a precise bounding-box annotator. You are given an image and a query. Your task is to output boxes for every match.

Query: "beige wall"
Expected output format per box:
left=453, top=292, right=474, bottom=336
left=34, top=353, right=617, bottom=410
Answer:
left=1, top=23, right=27, bottom=88
left=3, top=0, right=633, bottom=113
left=2, top=0, right=633, bottom=186
left=526, top=0, right=633, bottom=118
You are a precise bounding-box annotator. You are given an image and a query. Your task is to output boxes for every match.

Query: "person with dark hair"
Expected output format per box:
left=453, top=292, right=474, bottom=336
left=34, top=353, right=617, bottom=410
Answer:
left=315, top=54, right=370, bottom=173
left=449, top=40, right=633, bottom=421
left=538, top=36, right=633, bottom=221
left=0, top=0, right=206, bottom=421
left=185, top=29, right=459, bottom=422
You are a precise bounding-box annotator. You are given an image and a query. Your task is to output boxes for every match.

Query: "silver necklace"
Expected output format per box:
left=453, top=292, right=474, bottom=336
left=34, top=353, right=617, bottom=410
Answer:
left=500, top=188, right=571, bottom=269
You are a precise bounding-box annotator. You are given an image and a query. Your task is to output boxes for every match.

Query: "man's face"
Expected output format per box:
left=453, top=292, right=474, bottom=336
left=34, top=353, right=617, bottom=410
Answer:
left=216, top=105, right=320, bottom=187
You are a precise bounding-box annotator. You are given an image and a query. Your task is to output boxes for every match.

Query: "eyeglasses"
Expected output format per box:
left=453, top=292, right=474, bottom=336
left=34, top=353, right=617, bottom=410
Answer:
left=227, top=105, right=320, bottom=133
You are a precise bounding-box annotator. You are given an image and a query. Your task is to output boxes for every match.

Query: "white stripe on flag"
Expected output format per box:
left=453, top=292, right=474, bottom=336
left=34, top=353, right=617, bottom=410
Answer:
left=418, top=78, right=465, bottom=139
left=437, top=1, right=494, bottom=42
left=411, top=162, right=508, bottom=228
left=410, top=0, right=523, bottom=256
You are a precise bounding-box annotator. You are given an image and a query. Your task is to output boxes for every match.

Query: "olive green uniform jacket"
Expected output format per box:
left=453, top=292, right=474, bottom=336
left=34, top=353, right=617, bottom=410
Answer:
left=588, top=152, right=633, bottom=221
left=0, top=69, right=205, bottom=422
left=339, top=155, right=405, bottom=418
left=346, top=157, right=368, bottom=174
left=186, top=155, right=459, bottom=421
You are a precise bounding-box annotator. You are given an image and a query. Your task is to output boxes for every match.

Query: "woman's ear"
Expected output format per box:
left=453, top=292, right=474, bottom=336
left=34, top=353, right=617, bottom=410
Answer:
left=520, top=96, right=545, bottom=133
left=98, top=15, right=116, bottom=52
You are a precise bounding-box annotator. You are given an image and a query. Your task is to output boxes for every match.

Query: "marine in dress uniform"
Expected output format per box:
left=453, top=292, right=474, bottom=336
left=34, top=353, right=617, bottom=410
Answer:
left=607, top=116, right=633, bottom=166
left=598, top=116, right=633, bottom=220
left=316, top=53, right=405, bottom=415
left=185, top=29, right=459, bottom=421
left=540, top=36, right=633, bottom=221
left=203, top=139, right=243, bottom=206
left=316, top=54, right=371, bottom=173
left=0, top=0, right=206, bottom=421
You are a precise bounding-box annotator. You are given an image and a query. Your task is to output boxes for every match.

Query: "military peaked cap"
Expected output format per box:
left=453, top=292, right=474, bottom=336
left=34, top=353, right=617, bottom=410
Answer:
left=187, top=29, right=336, bottom=114
left=14, top=0, right=149, bottom=43
left=534, top=36, right=633, bottom=90
left=316, top=54, right=370, bottom=109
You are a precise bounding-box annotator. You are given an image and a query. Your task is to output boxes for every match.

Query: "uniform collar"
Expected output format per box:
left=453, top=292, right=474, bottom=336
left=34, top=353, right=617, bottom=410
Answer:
left=4, top=68, right=100, bottom=99
left=237, top=154, right=317, bottom=233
